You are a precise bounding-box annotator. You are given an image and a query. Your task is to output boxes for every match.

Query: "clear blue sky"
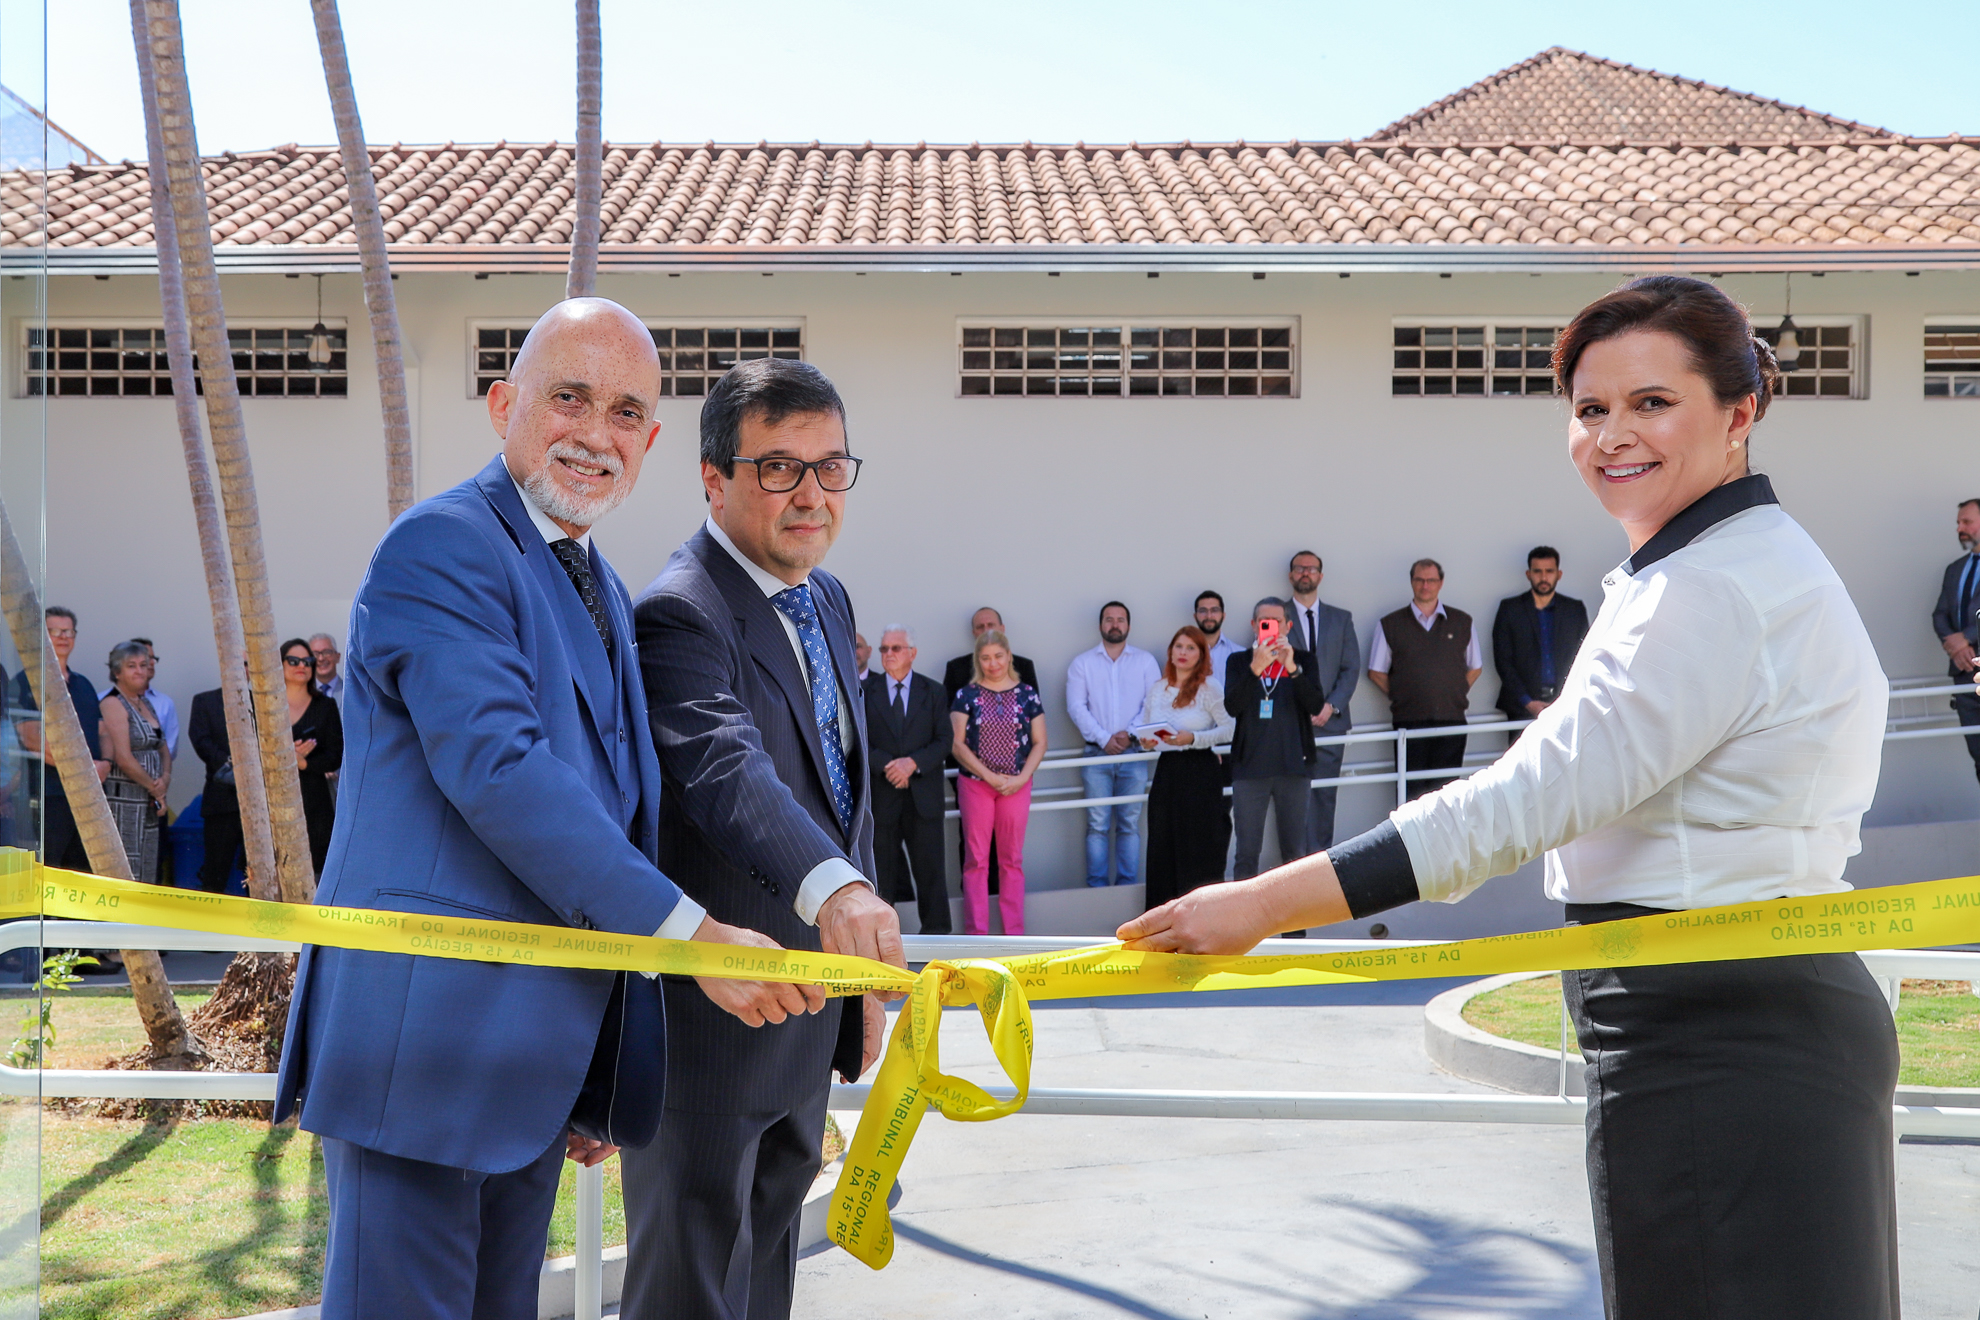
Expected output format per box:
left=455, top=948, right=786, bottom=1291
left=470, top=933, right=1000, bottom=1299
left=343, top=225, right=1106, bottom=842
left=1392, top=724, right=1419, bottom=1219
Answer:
left=22, top=0, right=1980, bottom=164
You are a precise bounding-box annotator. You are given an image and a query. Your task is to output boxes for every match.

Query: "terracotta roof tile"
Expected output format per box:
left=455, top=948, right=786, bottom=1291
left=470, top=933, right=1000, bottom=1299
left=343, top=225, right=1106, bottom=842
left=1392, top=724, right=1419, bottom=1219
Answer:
left=9, top=138, right=1977, bottom=257
left=1372, top=47, right=1892, bottom=145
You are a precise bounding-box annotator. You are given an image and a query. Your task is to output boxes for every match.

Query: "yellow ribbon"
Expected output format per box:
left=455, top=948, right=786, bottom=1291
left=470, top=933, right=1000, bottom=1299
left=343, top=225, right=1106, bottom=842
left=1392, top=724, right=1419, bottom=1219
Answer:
left=5, top=848, right=1978, bottom=1268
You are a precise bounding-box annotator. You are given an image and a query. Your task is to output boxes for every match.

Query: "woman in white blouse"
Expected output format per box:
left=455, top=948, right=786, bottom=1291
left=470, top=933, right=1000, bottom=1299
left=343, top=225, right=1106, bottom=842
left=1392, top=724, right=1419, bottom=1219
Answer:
left=1123, top=276, right=1898, bottom=1320
left=1137, top=625, right=1236, bottom=911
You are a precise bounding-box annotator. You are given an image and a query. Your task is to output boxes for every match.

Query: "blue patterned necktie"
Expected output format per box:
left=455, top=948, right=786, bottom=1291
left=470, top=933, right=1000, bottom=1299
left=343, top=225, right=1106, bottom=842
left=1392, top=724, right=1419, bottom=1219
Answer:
left=770, top=583, right=854, bottom=832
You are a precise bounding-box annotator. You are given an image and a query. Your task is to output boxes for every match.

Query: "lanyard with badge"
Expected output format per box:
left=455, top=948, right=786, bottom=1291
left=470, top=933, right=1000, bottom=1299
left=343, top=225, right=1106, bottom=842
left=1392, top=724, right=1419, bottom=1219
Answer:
left=1256, top=619, right=1286, bottom=719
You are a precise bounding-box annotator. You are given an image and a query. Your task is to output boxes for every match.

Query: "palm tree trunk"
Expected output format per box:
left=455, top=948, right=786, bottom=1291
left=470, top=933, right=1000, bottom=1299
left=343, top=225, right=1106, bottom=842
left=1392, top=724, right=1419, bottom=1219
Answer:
left=0, top=499, right=196, bottom=1064
left=129, top=0, right=277, bottom=904
left=567, top=0, right=602, bottom=299
left=138, top=0, right=317, bottom=905
left=308, top=0, right=414, bottom=520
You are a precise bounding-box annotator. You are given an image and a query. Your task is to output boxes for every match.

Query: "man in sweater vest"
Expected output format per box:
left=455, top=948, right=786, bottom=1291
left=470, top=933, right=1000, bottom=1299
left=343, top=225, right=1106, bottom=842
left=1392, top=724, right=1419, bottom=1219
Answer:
left=1368, top=558, right=1481, bottom=799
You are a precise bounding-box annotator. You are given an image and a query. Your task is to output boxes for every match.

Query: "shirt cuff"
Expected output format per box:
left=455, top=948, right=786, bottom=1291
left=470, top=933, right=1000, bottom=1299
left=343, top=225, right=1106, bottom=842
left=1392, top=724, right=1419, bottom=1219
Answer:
left=651, top=895, right=707, bottom=943
left=794, top=856, right=872, bottom=925
left=1329, top=820, right=1421, bottom=919
left=642, top=895, right=708, bottom=978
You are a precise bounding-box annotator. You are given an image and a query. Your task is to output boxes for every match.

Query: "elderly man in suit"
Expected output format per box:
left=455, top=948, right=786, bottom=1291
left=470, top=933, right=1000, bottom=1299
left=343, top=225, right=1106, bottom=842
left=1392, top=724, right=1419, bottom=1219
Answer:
left=275, top=300, right=794, bottom=1320
left=627, top=358, right=903, bottom=1320
left=864, top=625, right=953, bottom=935
left=1933, top=498, right=1980, bottom=782
left=1284, top=551, right=1359, bottom=854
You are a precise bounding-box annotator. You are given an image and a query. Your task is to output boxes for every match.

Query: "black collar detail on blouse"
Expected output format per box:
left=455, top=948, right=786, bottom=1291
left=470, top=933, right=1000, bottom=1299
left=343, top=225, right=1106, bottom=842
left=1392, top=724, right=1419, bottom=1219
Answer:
left=1626, top=473, right=1779, bottom=576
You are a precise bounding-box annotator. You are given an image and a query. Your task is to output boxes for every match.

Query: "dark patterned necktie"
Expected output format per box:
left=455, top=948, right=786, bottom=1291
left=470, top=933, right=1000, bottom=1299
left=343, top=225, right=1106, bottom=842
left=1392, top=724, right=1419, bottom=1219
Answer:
left=549, top=538, right=613, bottom=652
left=769, top=583, right=855, bottom=831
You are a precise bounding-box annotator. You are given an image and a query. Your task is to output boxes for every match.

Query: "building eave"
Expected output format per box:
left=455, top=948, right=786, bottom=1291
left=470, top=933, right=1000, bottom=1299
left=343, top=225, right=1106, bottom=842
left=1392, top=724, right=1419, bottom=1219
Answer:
left=11, top=241, right=1980, bottom=278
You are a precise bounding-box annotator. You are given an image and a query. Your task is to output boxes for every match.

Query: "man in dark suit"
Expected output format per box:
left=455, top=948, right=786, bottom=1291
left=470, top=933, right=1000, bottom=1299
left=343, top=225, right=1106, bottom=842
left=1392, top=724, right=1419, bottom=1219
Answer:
left=1224, top=599, right=1324, bottom=891
left=941, top=606, right=1037, bottom=892
left=275, top=301, right=790, bottom=1320
left=864, top=626, right=953, bottom=935
left=1933, top=499, right=1980, bottom=782
left=942, top=606, right=1039, bottom=700
left=627, top=358, right=903, bottom=1320
left=1283, top=551, right=1359, bottom=853
left=1492, top=545, right=1591, bottom=724
left=186, top=686, right=241, bottom=892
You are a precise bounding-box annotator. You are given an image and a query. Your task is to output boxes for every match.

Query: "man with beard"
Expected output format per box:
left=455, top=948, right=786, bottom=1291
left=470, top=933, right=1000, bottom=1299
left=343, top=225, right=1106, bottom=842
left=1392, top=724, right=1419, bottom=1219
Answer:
left=1933, top=499, right=1980, bottom=782
left=276, top=300, right=798, bottom=1320
left=1066, top=601, right=1162, bottom=888
left=1194, top=591, right=1243, bottom=675
left=1492, top=546, right=1590, bottom=725
left=626, top=357, right=903, bottom=1320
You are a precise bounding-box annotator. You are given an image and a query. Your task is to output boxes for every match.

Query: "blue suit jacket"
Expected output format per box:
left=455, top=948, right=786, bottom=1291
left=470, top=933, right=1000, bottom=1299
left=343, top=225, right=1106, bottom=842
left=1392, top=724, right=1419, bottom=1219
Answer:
left=275, top=457, right=687, bottom=1173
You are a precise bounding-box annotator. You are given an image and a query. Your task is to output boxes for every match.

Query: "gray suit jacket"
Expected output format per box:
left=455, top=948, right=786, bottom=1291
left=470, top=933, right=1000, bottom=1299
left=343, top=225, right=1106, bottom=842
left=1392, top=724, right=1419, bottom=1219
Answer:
left=634, top=527, right=873, bottom=1113
left=1287, top=599, right=1360, bottom=736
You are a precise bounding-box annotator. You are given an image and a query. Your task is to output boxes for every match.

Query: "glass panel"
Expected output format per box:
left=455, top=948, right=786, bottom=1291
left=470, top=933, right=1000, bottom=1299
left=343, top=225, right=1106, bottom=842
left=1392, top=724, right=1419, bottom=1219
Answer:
left=1027, top=329, right=1055, bottom=347
left=675, top=329, right=704, bottom=348
left=1229, top=328, right=1257, bottom=348
left=771, top=329, right=801, bottom=349
left=962, top=328, right=991, bottom=348
left=994, top=328, right=1023, bottom=348
left=739, top=329, right=769, bottom=349
left=0, top=13, right=48, bottom=1313
left=1196, top=329, right=1225, bottom=348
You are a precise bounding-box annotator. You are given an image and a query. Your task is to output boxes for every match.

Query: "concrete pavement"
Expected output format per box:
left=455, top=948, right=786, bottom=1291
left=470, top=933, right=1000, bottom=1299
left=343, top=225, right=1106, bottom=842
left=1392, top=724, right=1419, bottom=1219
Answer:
left=793, top=980, right=1980, bottom=1320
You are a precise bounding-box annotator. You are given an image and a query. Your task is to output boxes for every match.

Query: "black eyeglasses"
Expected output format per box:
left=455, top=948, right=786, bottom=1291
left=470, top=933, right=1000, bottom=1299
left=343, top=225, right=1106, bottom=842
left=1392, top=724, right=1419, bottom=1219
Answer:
left=282, top=655, right=314, bottom=667
left=732, top=455, right=862, bottom=493
left=878, top=644, right=912, bottom=653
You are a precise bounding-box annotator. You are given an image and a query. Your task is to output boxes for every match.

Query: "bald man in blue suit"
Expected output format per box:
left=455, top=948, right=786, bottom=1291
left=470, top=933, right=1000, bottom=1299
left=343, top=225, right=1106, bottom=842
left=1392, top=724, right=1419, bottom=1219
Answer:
left=275, top=301, right=821, bottom=1320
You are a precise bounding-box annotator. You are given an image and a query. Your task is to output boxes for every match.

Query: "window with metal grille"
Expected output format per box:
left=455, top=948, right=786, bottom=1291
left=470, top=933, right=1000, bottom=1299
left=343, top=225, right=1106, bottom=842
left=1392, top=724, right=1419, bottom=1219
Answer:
left=957, top=322, right=1297, bottom=398
left=471, top=322, right=804, bottom=399
left=1391, top=322, right=1560, bottom=397
left=23, top=323, right=349, bottom=397
left=1753, top=318, right=1863, bottom=399
left=1925, top=321, right=1980, bottom=398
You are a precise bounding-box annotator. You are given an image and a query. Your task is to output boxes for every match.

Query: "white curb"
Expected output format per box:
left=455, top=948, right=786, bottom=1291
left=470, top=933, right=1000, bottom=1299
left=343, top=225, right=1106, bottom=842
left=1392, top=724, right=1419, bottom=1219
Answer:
left=1423, top=972, right=1584, bottom=1097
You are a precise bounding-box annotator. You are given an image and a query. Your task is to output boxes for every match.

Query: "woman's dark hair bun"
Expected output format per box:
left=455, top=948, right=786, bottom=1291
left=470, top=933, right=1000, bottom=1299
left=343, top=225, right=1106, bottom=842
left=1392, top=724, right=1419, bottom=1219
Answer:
left=1553, top=275, right=1774, bottom=424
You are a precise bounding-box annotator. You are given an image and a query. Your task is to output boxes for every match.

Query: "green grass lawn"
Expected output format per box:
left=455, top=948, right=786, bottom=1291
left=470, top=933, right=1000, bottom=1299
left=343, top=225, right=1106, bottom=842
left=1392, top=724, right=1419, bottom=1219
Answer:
left=1464, top=974, right=1980, bottom=1087
left=18, top=992, right=626, bottom=1320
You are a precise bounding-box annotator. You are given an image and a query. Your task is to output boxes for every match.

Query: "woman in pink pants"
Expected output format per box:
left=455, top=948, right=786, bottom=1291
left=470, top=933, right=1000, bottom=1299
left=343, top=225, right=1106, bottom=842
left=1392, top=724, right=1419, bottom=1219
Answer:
left=949, top=630, right=1048, bottom=935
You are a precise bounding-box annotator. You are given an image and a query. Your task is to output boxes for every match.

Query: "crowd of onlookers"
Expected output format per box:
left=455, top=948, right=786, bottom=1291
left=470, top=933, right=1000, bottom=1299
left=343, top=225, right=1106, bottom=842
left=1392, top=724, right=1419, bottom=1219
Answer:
left=0, top=607, right=346, bottom=921
left=854, top=546, right=1591, bottom=937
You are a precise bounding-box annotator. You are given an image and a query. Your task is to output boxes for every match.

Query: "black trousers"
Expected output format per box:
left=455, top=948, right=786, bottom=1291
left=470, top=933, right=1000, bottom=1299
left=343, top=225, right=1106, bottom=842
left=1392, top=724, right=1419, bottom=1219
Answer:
left=200, top=807, right=243, bottom=893
left=1954, top=691, right=1980, bottom=783
left=619, top=1085, right=830, bottom=1320
left=1565, top=903, right=1899, bottom=1320
left=1304, top=740, right=1344, bottom=853
left=39, top=790, right=91, bottom=871
left=1230, top=774, right=1308, bottom=879
left=1143, top=749, right=1230, bottom=910
left=1396, top=719, right=1467, bottom=799
left=873, top=786, right=951, bottom=935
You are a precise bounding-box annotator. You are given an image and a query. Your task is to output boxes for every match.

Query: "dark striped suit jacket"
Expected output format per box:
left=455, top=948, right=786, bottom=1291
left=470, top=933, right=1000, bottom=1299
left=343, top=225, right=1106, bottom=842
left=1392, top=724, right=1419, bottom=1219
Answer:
left=633, top=527, right=873, bottom=1113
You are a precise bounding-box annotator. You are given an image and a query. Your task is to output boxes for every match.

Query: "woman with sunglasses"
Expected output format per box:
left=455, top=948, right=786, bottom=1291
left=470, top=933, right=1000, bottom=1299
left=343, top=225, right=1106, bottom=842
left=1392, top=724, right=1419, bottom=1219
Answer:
left=282, top=637, right=344, bottom=874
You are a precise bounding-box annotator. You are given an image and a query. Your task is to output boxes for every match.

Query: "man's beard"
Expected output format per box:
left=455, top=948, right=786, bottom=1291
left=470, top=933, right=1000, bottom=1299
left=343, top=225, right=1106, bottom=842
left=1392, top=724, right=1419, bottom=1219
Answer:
left=522, top=442, right=630, bottom=528
left=1100, top=627, right=1127, bottom=645
left=1531, top=581, right=1555, bottom=598
left=1962, top=533, right=1977, bottom=553
left=1197, top=617, right=1221, bottom=636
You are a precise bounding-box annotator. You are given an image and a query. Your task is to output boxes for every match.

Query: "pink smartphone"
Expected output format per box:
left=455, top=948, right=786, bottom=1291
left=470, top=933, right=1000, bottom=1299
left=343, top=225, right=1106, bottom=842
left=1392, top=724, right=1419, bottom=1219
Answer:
left=1256, top=618, right=1281, bottom=646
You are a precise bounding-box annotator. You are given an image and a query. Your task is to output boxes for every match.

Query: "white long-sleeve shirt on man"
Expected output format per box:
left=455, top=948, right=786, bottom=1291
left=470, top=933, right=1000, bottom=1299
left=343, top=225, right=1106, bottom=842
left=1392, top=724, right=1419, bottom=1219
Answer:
left=1065, top=644, right=1162, bottom=747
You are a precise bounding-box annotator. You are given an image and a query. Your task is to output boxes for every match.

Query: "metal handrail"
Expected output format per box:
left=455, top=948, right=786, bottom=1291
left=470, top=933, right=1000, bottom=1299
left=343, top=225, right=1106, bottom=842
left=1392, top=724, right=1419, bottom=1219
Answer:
left=2, top=922, right=1977, bottom=1319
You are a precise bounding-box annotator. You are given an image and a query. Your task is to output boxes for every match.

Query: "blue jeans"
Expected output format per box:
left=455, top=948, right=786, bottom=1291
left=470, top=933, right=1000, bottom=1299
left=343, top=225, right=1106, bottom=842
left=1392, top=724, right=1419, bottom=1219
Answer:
left=1082, top=742, right=1149, bottom=885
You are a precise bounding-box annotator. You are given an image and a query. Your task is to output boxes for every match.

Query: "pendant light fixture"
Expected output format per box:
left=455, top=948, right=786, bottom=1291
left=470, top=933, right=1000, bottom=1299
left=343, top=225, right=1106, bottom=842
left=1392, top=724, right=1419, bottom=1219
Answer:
left=1775, top=273, right=1802, bottom=373
left=306, top=273, right=334, bottom=372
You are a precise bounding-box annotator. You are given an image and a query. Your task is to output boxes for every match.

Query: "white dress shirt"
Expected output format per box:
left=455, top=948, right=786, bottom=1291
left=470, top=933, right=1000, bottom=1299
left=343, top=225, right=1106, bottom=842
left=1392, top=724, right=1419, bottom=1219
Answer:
left=1366, top=600, right=1483, bottom=673
left=1206, top=633, right=1243, bottom=679
left=505, top=460, right=706, bottom=942
left=1139, top=679, right=1235, bottom=753
left=1066, top=643, right=1164, bottom=747
left=703, top=516, right=872, bottom=923
left=1393, top=498, right=1886, bottom=911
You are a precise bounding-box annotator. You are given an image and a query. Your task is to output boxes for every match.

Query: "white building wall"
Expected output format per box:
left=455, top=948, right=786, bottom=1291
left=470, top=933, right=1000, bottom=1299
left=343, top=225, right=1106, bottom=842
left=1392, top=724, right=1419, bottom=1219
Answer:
left=13, top=264, right=1980, bottom=896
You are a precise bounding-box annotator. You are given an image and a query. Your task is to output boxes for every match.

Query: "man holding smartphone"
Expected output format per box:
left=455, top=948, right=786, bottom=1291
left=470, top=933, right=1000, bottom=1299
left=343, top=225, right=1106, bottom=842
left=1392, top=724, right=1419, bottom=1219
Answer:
left=1222, top=598, right=1325, bottom=887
